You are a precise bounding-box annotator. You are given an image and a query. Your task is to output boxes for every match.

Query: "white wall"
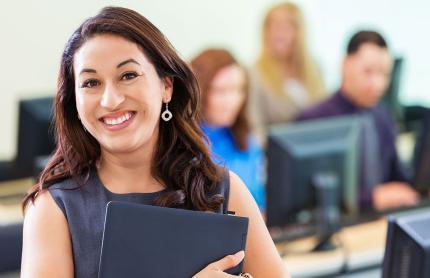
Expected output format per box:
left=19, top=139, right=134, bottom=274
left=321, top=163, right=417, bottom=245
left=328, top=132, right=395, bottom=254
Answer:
left=1, top=0, right=429, bottom=159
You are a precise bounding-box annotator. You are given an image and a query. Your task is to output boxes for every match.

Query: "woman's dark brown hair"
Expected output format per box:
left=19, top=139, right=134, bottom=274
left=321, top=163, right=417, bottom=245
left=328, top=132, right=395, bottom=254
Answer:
left=23, top=6, right=224, bottom=212
left=191, top=49, right=251, bottom=151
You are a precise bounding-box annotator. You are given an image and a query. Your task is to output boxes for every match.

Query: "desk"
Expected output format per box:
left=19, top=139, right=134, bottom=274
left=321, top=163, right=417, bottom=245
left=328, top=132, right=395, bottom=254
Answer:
left=0, top=179, right=32, bottom=225
left=278, top=219, right=387, bottom=277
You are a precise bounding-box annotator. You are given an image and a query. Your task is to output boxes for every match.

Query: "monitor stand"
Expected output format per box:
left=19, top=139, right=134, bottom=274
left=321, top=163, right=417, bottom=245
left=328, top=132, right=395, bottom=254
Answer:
left=312, top=173, right=341, bottom=252
left=312, top=235, right=337, bottom=252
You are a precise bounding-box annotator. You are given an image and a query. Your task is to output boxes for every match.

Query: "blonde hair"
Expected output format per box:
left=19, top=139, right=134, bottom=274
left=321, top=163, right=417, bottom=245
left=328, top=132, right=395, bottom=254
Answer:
left=257, top=2, right=325, bottom=100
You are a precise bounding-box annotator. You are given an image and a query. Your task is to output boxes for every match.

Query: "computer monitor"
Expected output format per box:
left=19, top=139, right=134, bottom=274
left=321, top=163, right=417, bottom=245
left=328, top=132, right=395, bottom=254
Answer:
left=382, top=207, right=430, bottom=278
left=16, top=97, right=55, bottom=177
left=412, top=107, right=430, bottom=194
left=0, top=223, right=23, bottom=272
left=0, top=97, right=55, bottom=181
left=266, top=115, right=361, bottom=228
left=381, top=57, right=404, bottom=125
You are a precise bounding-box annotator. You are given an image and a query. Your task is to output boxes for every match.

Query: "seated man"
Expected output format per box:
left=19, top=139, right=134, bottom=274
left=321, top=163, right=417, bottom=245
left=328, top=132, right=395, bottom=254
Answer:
left=296, top=30, right=419, bottom=211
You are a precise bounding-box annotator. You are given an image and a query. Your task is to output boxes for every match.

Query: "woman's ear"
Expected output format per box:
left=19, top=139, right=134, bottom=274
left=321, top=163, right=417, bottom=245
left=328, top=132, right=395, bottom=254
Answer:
left=162, top=76, right=173, bottom=102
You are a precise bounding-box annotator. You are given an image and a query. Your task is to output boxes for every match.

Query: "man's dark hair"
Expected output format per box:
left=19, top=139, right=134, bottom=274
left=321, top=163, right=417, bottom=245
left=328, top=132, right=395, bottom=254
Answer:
left=347, top=30, right=388, bottom=55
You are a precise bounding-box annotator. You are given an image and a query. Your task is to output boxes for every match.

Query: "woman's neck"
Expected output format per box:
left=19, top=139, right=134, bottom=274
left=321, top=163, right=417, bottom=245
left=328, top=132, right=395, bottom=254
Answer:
left=271, top=52, right=297, bottom=79
left=97, top=137, right=165, bottom=194
left=282, top=61, right=298, bottom=79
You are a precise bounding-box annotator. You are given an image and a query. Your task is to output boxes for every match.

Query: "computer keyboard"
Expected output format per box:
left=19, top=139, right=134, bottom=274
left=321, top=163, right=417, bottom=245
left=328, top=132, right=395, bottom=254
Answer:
left=270, top=223, right=316, bottom=243
left=270, top=198, right=430, bottom=244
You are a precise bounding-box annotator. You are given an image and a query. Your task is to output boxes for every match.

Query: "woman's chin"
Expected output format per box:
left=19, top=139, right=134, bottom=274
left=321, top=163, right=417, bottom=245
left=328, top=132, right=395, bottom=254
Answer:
left=100, top=140, right=140, bottom=155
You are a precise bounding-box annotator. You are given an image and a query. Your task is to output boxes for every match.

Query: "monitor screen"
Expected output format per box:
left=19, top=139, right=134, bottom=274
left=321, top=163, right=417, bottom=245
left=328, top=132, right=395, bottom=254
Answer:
left=15, top=97, right=55, bottom=178
left=381, top=57, right=404, bottom=123
left=413, top=107, right=430, bottom=194
left=382, top=207, right=430, bottom=278
left=266, top=115, right=362, bottom=228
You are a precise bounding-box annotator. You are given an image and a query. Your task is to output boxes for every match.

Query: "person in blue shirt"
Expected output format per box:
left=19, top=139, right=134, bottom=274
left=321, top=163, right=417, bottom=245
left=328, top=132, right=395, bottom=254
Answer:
left=191, top=49, right=266, bottom=211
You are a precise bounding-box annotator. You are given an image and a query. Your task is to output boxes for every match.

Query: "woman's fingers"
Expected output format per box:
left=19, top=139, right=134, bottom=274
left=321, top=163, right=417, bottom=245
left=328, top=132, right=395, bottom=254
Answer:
left=207, top=250, right=245, bottom=272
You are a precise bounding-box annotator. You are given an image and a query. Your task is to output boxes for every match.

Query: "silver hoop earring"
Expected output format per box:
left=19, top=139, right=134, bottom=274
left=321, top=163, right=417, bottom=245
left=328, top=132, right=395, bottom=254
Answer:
left=161, top=103, right=173, bottom=122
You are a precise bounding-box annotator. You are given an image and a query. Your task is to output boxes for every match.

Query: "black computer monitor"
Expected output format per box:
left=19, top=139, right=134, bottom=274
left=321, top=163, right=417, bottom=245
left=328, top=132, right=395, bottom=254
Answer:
left=16, top=97, right=55, bottom=177
left=382, top=207, right=430, bottom=278
left=413, top=107, right=430, bottom=194
left=266, top=115, right=362, bottom=228
left=381, top=57, right=404, bottom=125
left=0, top=97, right=55, bottom=181
left=0, top=223, right=23, bottom=272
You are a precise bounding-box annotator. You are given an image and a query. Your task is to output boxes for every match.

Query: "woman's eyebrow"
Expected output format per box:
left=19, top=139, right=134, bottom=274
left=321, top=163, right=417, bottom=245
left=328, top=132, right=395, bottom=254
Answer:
left=78, top=59, right=141, bottom=76
left=79, top=68, right=97, bottom=75
left=117, top=58, right=141, bottom=68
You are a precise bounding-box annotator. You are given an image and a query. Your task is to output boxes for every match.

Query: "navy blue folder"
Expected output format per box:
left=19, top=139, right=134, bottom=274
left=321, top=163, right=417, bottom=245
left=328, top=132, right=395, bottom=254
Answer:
left=98, top=201, right=249, bottom=278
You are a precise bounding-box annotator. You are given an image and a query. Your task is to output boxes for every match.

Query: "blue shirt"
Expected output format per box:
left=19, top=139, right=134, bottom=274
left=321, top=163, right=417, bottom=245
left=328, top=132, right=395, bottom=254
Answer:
left=296, top=90, right=410, bottom=209
left=201, top=124, right=266, bottom=210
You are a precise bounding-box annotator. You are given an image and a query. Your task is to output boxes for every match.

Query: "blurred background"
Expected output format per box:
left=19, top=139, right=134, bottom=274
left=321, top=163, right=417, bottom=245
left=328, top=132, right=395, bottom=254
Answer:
left=0, top=0, right=429, bottom=160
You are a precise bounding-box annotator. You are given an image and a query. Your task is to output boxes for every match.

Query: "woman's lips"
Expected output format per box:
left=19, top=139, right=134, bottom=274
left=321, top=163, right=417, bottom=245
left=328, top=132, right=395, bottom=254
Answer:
left=99, top=111, right=137, bottom=131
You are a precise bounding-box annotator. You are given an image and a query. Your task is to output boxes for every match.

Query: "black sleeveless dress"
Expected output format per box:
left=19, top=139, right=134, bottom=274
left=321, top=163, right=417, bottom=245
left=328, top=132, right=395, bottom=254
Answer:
left=48, top=168, right=230, bottom=278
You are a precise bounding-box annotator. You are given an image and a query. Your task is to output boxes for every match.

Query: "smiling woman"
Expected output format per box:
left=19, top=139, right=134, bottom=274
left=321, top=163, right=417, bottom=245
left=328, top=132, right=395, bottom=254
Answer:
left=20, top=6, right=288, bottom=278
left=74, top=34, right=172, bottom=156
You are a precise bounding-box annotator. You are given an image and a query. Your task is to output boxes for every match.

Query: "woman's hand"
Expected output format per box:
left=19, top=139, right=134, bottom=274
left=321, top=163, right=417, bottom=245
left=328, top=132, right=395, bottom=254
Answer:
left=193, top=250, right=245, bottom=277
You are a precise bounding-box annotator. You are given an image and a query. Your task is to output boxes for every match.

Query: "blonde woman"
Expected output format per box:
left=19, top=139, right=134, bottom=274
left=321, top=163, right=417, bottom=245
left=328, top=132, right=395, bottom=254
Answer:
left=249, top=2, right=326, bottom=139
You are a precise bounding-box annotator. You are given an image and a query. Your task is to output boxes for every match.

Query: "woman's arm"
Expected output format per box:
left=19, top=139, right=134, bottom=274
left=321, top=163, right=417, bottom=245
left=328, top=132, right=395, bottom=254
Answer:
left=228, top=171, right=289, bottom=278
left=21, top=190, right=74, bottom=278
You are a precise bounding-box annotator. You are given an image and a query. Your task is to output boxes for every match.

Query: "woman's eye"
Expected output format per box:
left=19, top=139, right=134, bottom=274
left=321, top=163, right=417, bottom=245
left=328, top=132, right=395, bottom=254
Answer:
left=81, top=79, right=100, bottom=88
left=121, top=72, right=139, bottom=81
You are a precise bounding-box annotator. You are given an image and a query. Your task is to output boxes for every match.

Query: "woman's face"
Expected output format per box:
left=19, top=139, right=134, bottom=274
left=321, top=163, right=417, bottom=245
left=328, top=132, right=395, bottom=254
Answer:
left=266, top=8, right=297, bottom=60
left=204, top=64, right=246, bottom=127
left=73, top=34, right=173, bottom=155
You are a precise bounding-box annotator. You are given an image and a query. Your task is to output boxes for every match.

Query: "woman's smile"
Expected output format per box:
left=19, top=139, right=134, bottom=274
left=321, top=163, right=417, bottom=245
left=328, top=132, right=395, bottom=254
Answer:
left=98, top=110, right=137, bottom=132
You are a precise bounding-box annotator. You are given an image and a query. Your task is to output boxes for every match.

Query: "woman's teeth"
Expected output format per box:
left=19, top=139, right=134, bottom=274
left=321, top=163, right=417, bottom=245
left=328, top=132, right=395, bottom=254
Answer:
left=103, top=112, right=133, bottom=126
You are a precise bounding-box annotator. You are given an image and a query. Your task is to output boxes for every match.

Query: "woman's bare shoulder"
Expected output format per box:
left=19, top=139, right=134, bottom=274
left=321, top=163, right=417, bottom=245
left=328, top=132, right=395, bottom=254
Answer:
left=21, top=190, right=74, bottom=278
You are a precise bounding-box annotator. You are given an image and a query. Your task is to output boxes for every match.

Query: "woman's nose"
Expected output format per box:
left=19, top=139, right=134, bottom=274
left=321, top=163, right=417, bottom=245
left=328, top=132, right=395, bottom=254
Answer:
left=100, top=84, right=125, bottom=110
